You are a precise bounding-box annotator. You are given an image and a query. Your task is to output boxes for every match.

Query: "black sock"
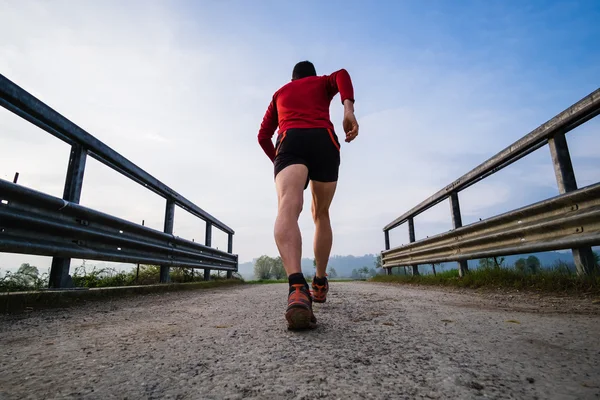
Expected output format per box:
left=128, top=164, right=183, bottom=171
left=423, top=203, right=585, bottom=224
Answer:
left=314, top=276, right=327, bottom=285
left=288, top=273, right=308, bottom=289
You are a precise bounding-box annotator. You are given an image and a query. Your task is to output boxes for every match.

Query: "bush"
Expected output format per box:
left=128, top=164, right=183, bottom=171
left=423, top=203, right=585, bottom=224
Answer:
left=0, top=263, right=48, bottom=292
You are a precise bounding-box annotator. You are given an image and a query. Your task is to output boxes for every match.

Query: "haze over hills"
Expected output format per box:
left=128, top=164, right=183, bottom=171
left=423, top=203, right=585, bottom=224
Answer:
left=237, top=248, right=599, bottom=280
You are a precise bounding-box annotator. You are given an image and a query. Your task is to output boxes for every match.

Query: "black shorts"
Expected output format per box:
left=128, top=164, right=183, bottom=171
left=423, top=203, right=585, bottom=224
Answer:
left=273, top=128, right=341, bottom=189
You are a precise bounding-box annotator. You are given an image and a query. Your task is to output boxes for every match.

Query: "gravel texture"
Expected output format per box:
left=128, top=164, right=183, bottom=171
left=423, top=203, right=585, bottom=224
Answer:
left=1, top=282, right=599, bottom=399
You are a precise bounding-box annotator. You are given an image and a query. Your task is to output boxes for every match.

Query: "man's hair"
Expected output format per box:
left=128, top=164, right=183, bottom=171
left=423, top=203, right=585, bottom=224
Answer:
left=292, top=61, right=317, bottom=80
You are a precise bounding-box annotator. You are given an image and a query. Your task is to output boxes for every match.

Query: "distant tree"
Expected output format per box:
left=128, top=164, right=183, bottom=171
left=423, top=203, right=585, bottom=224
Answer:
left=17, top=263, right=39, bottom=285
left=254, top=255, right=273, bottom=280
left=369, top=268, right=377, bottom=277
left=526, top=256, right=541, bottom=274
left=328, top=267, right=338, bottom=279
left=493, top=256, right=505, bottom=268
left=374, top=254, right=382, bottom=269
left=479, top=257, right=504, bottom=269
left=351, top=269, right=360, bottom=279
left=359, top=266, right=370, bottom=279
left=515, top=258, right=527, bottom=274
left=0, top=263, right=46, bottom=291
left=270, top=256, right=286, bottom=280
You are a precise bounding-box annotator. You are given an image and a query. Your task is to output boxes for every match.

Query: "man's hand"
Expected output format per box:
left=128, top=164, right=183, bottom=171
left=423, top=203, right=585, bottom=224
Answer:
left=343, top=111, right=358, bottom=142
left=342, top=100, right=358, bottom=143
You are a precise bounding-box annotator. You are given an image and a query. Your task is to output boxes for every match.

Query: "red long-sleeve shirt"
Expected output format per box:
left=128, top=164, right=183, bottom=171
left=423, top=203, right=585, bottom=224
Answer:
left=258, top=69, right=355, bottom=161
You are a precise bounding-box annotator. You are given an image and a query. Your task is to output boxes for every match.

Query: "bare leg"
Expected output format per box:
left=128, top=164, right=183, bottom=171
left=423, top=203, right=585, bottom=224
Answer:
left=275, top=164, right=309, bottom=276
left=310, top=180, right=337, bottom=278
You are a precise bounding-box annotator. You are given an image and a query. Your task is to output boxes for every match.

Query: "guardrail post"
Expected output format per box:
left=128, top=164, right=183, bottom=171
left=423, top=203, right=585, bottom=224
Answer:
left=49, top=145, right=87, bottom=288
left=408, top=218, right=419, bottom=276
left=449, top=192, right=469, bottom=277
left=548, top=133, right=596, bottom=275
left=384, top=230, right=390, bottom=250
left=226, top=233, right=234, bottom=279
left=160, top=200, right=175, bottom=283
left=204, top=222, right=212, bottom=281
left=383, top=230, right=391, bottom=275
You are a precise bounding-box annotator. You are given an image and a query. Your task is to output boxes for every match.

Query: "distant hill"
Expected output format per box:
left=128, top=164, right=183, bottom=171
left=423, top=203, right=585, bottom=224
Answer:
left=238, top=247, right=599, bottom=279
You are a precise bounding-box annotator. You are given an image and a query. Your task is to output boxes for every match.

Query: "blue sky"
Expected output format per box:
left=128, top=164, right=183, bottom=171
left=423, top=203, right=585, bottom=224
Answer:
left=0, top=0, right=599, bottom=272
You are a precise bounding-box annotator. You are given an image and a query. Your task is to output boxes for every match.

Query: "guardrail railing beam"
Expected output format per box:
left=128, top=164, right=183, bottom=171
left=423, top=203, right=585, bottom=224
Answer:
left=549, top=132, right=596, bottom=275
left=49, top=144, right=87, bottom=288
left=381, top=183, right=600, bottom=268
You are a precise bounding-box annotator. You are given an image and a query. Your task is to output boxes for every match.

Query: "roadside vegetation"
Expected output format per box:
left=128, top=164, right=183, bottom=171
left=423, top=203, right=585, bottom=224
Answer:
left=0, top=261, right=242, bottom=292
left=253, top=255, right=341, bottom=282
left=371, top=254, right=600, bottom=294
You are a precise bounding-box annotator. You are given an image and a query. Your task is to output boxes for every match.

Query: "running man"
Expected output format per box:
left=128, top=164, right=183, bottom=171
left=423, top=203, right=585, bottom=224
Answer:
left=257, top=61, right=359, bottom=330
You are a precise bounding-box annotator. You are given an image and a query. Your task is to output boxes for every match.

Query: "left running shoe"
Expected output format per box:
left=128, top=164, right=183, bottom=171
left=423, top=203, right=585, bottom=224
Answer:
left=285, top=284, right=317, bottom=330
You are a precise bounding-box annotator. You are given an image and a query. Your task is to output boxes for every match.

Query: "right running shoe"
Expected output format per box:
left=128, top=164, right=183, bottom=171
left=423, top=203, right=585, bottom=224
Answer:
left=311, top=276, right=329, bottom=303
left=285, top=284, right=317, bottom=330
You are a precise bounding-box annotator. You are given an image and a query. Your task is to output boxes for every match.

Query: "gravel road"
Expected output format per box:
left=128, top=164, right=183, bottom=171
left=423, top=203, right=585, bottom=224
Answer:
left=1, top=282, right=599, bottom=400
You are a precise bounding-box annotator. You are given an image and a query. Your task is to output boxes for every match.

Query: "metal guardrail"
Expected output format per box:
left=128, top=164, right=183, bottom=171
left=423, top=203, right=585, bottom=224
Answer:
left=0, top=180, right=237, bottom=270
left=382, top=88, right=600, bottom=276
left=0, top=74, right=238, bottom=287
left=383, top=183, right=600, bottom=267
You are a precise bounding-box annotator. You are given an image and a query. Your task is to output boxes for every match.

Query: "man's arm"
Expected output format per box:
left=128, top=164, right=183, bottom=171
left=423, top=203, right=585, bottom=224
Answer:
left=326, top=69, right=359, bottom=142
left=325, top=68, right=355, bottom=104
left=257, top=98, right=278, bottom=162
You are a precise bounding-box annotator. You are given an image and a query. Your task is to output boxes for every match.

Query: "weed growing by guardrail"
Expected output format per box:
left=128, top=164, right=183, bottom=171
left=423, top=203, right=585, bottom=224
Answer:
left=0, top=263, right=48, bottom=292
left=1, top=261, right=242, bottom=292
left=371, top=262, right=600, bottom=293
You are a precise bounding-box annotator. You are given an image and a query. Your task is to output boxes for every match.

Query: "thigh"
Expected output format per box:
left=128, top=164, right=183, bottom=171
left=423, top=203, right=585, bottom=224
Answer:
left=275, top=164, right=309, bottom=209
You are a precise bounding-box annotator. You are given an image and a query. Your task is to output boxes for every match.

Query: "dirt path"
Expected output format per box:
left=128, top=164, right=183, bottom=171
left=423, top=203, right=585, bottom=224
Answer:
left=1, top=282, right=599, bottom=399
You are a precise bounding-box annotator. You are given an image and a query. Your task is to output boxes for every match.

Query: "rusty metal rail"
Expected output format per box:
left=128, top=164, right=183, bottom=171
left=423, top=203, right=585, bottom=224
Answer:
left=383, top=88, right=600, bottom=276
left=0, top=73, right=238, bottom=287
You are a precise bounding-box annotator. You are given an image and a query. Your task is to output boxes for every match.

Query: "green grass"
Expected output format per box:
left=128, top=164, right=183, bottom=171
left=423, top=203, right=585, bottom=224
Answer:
left=1, top=263, right=243, bottom=292
left=371, top=266, right=600, bottom=294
